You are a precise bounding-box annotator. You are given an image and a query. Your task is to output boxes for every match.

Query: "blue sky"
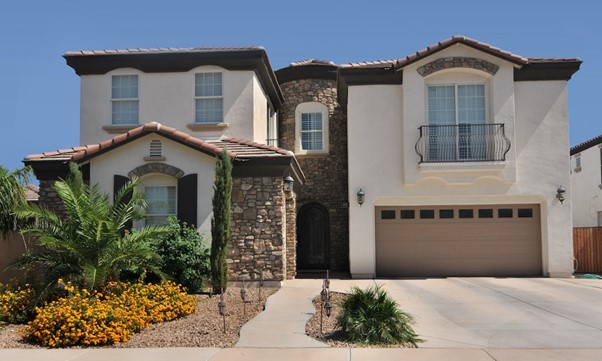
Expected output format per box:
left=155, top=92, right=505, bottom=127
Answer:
left=1, top=0, right=600, bottom=172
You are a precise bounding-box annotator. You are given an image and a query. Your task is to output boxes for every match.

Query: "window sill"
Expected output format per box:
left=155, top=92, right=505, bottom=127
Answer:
left=574, top=167, right=582, bottom=173
left=295, top=151, right=330, bottom=159
left=103, top=125, right=139, bottom=134
left=418, top=161, right=506, bottom=172
left=186, top=123, right=229, bottom=131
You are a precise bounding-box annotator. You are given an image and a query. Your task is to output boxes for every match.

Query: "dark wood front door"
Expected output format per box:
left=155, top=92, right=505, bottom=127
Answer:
left=297, top=203, right=329, bottom=270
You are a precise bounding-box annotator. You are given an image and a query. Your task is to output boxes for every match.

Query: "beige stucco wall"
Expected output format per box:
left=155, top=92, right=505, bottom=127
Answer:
left=571, top=145, right=602, bottom=227
left=80, top=67, right=270, bottom=145
left=88, top=134, right=216, bottom=238
left=347, top=44, right=574, bottom=278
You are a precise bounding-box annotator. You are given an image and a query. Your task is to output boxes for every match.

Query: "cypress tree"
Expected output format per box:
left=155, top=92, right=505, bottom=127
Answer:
left=210, top=148, right=232, bottom=293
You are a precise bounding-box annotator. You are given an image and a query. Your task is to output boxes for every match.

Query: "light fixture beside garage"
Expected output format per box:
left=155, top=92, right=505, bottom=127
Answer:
left=556, top=185, right=566, bottom=204
left=357, top=188, right=365, bottom=206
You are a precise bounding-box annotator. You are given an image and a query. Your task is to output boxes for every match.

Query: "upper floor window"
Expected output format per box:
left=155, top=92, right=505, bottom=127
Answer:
left=111, top=75, right=139, bottom=125
left=195, top=72, right=223, bottom=123
left=574, top=154, right=582, bottom=172
left=425, top=83, right=490, bottom=161
left=295, top=102, right=328, bottom=155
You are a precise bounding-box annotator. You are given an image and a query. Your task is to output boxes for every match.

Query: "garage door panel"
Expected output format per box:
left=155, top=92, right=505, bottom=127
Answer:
left=375, top=205, right=542, bottom=277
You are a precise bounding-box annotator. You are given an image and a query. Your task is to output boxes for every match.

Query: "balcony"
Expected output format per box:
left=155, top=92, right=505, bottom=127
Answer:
left=415, top=124, right=511, bottom=163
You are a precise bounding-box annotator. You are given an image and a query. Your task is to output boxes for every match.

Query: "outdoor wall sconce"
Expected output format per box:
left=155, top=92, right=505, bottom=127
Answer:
left=283, top=175, right=294, bottom=193
left=357, top=189, right=365, bottom=206
left=556, top=185, right=566, bottom=204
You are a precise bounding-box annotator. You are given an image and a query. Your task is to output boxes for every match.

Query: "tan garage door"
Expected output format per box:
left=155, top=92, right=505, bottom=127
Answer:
left=375, top=205, right=542, bottom=277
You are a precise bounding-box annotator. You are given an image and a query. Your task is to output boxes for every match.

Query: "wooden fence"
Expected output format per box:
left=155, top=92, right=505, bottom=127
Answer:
left=573, top=227, right=602, bottom=274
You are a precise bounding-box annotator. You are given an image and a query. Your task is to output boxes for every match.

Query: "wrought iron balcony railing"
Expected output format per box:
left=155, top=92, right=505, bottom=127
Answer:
left=415, top=124, right=511, bottom=163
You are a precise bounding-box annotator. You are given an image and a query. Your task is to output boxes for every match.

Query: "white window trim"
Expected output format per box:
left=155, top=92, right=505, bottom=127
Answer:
left=194, top=71, right=223, bottom=124
left=294, top=102, right=329, bottom=155
left=110, top=74, right=140, bottom=125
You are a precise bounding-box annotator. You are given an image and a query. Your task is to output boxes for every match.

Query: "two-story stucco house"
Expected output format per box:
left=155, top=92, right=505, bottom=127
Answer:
left=571, top=134, right=602, bottom=227
left=24, top=36, right=581, bottom=281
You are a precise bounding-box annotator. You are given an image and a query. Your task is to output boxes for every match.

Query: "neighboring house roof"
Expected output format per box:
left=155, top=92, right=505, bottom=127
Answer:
left=25, top=184, right=39, bottom=202
left=570, top=134, right=602, bottom=155
left=24, top=123, right=305, bottom=183
left=64, top=46, right=284, bottom=110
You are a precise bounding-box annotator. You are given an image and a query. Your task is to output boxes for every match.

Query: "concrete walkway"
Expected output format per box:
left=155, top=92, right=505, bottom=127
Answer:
left=236, top=279, right=327, bottom=347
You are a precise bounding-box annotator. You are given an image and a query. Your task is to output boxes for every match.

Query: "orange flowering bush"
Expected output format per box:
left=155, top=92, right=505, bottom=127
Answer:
left=23, top=280, right=196, bottom=347
left=0, top=282, right=36, bottom=324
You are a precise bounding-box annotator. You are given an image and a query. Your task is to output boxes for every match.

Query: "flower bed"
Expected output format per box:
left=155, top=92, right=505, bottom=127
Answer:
left=22, top=281, right=195, bottom=347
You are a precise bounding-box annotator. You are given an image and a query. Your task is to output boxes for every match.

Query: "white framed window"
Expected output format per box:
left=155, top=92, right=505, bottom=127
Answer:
left=598, top=211, right=602, bottom=227
left=195, top=72, right=223, bottom=123
left=266, top=105, right=278, bottom=146
left=295, top=102, right=329, bottom=155
left=574, top=154, right=582, bottom=172
left=427, top=83, right=487, bottom=161
left=143, top=185, right=176, bottom=226
left=111, top=75, right=139, bottom=124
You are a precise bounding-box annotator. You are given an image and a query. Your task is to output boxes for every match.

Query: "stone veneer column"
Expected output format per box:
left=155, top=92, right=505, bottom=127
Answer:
left=229, top=176, right=286, bottom=281
left=37, top=179, right=67, bottom=218
left=285, top=190, right=296, bottom=279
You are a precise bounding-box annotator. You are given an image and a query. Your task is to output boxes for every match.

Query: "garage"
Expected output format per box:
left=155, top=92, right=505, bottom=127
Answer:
left=375, top=204, right=542, bottom=277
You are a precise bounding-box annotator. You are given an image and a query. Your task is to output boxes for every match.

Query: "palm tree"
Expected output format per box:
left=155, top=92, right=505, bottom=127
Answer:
left=0, top=165, right=30, bottom=236
left=13, top=163, right=167, bottom=290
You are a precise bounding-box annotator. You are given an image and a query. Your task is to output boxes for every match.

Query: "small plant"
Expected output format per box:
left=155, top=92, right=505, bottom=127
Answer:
left=336, top=284, right=422, bottom=346
left=152, top=216, right=210, bottom=293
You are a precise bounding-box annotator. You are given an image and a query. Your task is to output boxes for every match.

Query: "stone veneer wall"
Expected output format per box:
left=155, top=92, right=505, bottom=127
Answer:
left=279, top=78, right=349, bottom=271
left=38, top=179, right=67, bottom=218
left=229, top=176, right=287, bottom=281
left=285, top=191, right=296, bottom=279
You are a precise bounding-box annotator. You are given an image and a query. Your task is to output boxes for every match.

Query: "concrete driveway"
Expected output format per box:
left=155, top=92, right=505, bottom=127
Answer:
left=330, top=277, right=602, bottom=349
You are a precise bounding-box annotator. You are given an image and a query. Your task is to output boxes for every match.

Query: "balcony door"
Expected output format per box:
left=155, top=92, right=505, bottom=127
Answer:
left=427, top=84, right=487, bottom=161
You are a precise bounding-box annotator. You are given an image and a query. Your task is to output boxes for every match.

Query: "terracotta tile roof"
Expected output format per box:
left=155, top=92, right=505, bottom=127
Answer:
left=24, top=123, right=292, bottom=163
left=64, top=46, right=264, bottom=57
left=289, top=59, right=337, bottom=67
left=343, top=35, right=531, bottom=69
left=570, top=134, right=602, bottom=155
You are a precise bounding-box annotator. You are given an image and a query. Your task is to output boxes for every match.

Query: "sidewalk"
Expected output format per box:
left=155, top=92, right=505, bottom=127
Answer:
left=1, top=347, right=602, bottom=361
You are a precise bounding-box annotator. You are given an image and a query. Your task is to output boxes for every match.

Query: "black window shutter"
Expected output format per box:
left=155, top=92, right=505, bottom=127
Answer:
left=177, top=174, right=197, bottom=227
left=114, top=175, right=133, bottom=231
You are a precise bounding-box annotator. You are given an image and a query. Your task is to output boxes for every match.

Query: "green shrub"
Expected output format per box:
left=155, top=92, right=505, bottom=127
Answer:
left=336, top=284, right=422, bottom=346
left=152, top=216, right=210, bottom=293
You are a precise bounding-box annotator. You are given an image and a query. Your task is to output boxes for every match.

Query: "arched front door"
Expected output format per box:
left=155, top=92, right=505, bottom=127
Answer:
left=297, top=203, right=330, bottom=270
